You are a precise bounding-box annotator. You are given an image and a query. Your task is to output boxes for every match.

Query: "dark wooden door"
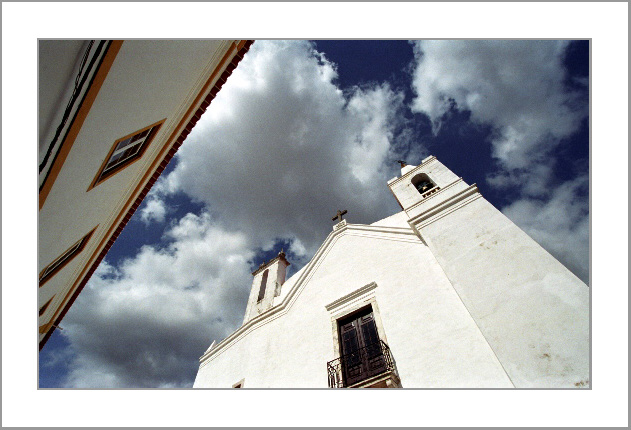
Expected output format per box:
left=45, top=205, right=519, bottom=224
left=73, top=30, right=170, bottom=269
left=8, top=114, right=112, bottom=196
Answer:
left=339, top=309, right=386, bottom=386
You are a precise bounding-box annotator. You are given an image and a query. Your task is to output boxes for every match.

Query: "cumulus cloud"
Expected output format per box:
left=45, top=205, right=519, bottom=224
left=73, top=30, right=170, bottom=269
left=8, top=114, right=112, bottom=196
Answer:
left=60, top=214, right=254, bottom=388
left=48, top=40, right=589, bottom=388
left=139, top=197, right=168, bottom=225
left=164, top=40, right=406, bottom=257
left=54, top=40, right=412, bottom=387
left=409, top=40, right=589, bottom=284
left=410, top=40, right=586, bottom=171
left=501, top=175, right=589, bottom=284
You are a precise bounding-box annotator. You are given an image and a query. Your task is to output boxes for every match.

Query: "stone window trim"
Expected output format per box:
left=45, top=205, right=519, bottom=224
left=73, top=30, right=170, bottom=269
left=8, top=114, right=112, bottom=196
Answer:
left=325, top=282, right=389, bottom=358
left=87, top=119, right=165, bottom=191
left=39, top=226, right=98, bottom=287
left=232, top=378, right=245, bottom=388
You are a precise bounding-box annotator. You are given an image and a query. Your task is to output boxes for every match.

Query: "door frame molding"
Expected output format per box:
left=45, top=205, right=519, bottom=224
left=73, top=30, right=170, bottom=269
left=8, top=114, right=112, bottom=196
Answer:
left=326, top=282, right=389, bottom=359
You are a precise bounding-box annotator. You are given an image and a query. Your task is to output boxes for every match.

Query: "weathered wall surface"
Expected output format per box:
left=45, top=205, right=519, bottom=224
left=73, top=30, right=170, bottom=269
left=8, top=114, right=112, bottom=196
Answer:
left=194, top=226, right=512, bottom=388
left=416, top=196, right=590, bottom=388
left=195, top=156, right=589, bottom=389
left=388, top=157, right=589, bottom=388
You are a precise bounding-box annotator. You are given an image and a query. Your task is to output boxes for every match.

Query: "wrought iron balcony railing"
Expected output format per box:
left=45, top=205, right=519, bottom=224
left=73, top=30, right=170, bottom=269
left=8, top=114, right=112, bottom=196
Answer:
left=421, top=185, right=440, bottom=198
left=327, top=340, right=395, bottom=388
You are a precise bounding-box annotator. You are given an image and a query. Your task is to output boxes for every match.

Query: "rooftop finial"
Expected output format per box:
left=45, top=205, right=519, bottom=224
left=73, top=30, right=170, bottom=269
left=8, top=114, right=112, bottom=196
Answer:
left=396, top=160, right=407, bottom=168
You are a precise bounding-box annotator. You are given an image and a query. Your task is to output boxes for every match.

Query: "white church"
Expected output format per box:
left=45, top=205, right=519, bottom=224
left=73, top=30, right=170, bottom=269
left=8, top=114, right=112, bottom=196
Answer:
left=193, top=156, right=589, bottom=389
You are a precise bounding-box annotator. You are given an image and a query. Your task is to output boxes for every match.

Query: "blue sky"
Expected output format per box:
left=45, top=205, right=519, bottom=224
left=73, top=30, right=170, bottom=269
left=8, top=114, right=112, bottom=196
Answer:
left=38, top=39, right=592, bottom=389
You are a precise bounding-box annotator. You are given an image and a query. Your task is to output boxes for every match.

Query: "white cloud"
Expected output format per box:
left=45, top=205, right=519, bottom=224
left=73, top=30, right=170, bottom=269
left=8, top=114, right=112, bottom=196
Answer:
left=501, top=175, right=589, bottom=284
left=53, top=40, right=411, bottom=388
left=49, top=40, right=589, bottom=388
left=165, top=40, right=406, bottom=257
left=410, top=40, right=586, bottom=170
left=409, top=40, right=589, bottom=284
left=139, top=197, right=167, bottom=225
left=60, top=214, right=254, bottom=388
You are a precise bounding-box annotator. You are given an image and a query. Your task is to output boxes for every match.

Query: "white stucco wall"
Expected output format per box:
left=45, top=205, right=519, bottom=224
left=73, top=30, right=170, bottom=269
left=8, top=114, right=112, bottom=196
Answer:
left=243, top=256, right=289, bottom=324
left=387, top=157, right=461, bottom=212
left=388, top=156, right=589, bottom=388
left=194, top=225, right=513, bottom=388
left=369, top=210, right=410, bottom=228
left=415, top=195, right=589, bottom=388
left=39, top=40, right=89, bottom=155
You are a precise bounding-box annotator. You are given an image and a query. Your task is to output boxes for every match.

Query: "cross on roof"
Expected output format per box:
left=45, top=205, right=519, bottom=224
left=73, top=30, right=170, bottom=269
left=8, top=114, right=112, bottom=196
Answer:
left=332, top=209, right=348, bottom=223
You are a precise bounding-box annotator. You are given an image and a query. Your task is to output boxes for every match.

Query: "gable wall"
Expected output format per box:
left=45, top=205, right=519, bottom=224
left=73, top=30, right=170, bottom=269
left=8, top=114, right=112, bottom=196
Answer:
left=194, top=228, right=513, bottom=388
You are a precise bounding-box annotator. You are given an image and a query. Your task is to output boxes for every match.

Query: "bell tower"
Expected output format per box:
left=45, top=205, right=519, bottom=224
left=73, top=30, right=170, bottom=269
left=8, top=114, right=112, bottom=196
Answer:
left=387, top=155, right=588, bottom=387
left=242, top=250, right=290, bottom=325
left=388, top=156, right=466, bottom=212
left=388, top=155, right=479, bottom=244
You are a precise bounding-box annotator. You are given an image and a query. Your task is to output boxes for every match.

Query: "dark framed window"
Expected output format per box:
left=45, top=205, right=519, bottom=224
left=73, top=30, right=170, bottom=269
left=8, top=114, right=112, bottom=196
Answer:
left=337, top=306, right=386, bottom=386
left=88, top=119, right=164, bottom=190
left=39, top=227, right=96, bottom=286
left=39, top=295, right=55, bottom=317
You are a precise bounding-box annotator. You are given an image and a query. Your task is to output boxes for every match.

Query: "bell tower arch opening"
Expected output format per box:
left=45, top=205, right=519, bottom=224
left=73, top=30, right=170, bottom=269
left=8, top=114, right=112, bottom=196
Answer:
left=411, top=173, right=437, bottom=196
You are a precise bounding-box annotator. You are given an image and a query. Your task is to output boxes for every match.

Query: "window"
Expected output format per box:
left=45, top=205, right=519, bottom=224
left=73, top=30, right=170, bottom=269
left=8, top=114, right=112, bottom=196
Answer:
left=39, top=296, right=55, bottom=317
left=326, top=285, right=400, bottom=388
left=39, top=227, right=96, bottom=286
left=232, top=379, right=245, bottom=388
left=88, top=120, right=164, bottom=190
left=257, top=270, right=269, bottom=302
left=336, top=306, right=387, bottom=386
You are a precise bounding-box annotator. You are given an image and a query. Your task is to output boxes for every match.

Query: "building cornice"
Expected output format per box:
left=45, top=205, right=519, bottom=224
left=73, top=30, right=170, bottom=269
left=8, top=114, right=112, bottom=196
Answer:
left=251, top=253, right=290, bottom=276
left=386, top=155, right=437, bottom=187
left=405, top=178, right=465, bottom=215
left=325, top=281, right=378, bottom=313
left=198, top=222, right=420, bottom=366
left=408, top=184, right=482, bottom=230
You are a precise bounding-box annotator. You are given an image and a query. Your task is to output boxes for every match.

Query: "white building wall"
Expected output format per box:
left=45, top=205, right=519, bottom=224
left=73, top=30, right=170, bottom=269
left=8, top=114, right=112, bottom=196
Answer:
left=195, top=156, right=588, bottom=389
left=388, top=156, right=460, bottom=211
left=389, top=156, right=589, bottom=388
left=415, top=195, right=589, bottom=388
left=194, top=227, right=513, bottom=388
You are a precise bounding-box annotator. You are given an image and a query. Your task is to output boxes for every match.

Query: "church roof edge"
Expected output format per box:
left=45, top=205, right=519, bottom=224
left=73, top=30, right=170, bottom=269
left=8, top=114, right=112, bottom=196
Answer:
left=389, top=155, right=437, bottom=186
left=199, top=222, right=420, bottom=366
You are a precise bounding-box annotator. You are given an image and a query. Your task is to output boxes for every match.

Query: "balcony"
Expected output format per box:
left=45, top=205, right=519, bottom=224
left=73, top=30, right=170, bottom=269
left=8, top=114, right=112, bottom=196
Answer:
left=327, top=340, right=401, bottom=388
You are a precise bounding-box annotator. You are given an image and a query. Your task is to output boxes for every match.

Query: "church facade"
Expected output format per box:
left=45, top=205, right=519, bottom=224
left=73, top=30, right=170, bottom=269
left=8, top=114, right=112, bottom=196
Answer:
left=193, top=156, right=589, bottom=388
